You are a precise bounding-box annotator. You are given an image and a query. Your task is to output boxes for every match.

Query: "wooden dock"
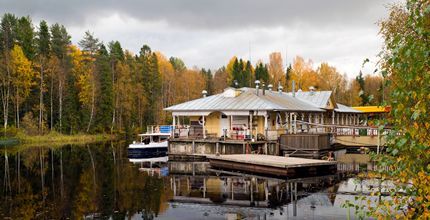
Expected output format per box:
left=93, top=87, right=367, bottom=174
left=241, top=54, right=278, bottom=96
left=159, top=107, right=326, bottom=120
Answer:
left=207, top=154, right=337, bottom=178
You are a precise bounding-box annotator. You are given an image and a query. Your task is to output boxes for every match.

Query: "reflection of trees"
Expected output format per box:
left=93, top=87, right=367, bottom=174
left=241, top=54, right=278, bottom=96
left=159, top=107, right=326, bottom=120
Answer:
left=0, top=141, right=172, bottom=218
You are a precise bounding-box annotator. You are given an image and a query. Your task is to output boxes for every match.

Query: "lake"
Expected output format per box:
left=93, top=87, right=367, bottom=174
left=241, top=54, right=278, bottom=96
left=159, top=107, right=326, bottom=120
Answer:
left=0, top=142, right=381, bottom=219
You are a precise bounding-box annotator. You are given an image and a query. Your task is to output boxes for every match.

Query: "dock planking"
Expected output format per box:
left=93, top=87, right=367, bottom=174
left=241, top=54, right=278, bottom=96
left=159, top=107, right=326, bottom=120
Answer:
left=207, top=154, right=337, bottom=178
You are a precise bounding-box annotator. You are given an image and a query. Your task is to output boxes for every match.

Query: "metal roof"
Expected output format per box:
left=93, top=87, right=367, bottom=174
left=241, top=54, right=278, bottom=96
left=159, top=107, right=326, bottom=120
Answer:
left=164, top=87, right=324, bottom=112
left=286, top=91, right=333, bottom=109
left=335, top=103, right=363, bottom=113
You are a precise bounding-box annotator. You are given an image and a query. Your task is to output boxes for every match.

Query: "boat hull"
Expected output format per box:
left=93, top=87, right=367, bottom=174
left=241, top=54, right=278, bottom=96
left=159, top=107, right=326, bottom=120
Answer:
left=127, top=146, right=168, bottom=158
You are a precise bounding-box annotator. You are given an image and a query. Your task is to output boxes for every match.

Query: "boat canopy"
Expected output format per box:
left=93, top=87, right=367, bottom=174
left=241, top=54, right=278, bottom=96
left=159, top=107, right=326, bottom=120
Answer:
left=138, top=133, right=171, bottom=137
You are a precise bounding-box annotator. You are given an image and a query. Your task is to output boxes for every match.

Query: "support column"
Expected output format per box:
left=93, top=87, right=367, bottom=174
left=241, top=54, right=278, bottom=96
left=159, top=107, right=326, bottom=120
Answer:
left=249, top=112, right=253, bottom=139
left=202, top=115, right=206, bottom=138
left=172, top=115, right=176, bottom=137
left=337, top=113, right=339, bottom=125
left=332, top=111, right=335, bottom=125
left=230, top=115, right=233, bottom=138
left=289, top=113, right=293, bottom=133
left=264, top=114, right=268, bottom=138
left=301, top=113, right=305, bottom=132
left=293, top=114, right=297, bottom=134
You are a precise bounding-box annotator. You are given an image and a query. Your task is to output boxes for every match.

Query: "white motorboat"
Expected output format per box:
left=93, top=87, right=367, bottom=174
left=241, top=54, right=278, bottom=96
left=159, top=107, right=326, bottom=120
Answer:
left=128, top=132, right=171, bottom=158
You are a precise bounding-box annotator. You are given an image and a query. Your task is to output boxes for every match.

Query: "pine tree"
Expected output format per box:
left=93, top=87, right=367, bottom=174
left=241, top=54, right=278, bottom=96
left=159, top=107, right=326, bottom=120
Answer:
left=78, top=32, right=99, bottom=132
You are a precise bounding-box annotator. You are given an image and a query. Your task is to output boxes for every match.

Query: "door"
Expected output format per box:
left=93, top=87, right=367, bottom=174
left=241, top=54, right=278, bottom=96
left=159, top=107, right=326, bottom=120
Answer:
left=220, top=114, right=229, bottom=137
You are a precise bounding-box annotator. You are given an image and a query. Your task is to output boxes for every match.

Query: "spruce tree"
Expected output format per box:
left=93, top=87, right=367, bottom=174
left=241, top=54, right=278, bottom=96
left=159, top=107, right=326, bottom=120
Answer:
left=243, top=60, right=253, bottom=87
left=231, top=58, right=240, bottom=87
left=35, top=20, right=50, bottom=133
left=95, top=44, right=113, bottom=132
left=139, top=45, right=161, bottom=126
left=16, top=16, right=34, bottom=59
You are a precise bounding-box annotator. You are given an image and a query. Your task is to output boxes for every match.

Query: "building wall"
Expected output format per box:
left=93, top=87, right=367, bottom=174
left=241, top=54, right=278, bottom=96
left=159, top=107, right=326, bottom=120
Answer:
left=189, top=114, right=221, bottom=137
left=205, top=112, right=221, bottom=136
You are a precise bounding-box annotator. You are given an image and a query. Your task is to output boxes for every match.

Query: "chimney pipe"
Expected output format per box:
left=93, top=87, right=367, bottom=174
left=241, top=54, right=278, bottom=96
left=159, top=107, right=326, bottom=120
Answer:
left=292, top=80, right=296, bottom=97
left=268, top=84, right=273, bottom=91
left=255, top=80, right=260, bottom=96
left=202, top=90, right=208, bottom=97
left=309, top=86, right=315, bottom=95
left=262, top=82, right=266, bottom=95
left=278, top=81, right=283, bottom=93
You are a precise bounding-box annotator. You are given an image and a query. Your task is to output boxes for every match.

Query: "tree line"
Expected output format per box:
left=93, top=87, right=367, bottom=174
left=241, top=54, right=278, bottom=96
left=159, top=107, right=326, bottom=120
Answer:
left=0, top=13, right=385, bottom=135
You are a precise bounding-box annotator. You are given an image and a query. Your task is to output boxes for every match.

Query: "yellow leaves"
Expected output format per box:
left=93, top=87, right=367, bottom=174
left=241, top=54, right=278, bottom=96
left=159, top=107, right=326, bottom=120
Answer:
left=416, top=196, right=423, bottom=203
left=10, top=44, right=36, bottom=102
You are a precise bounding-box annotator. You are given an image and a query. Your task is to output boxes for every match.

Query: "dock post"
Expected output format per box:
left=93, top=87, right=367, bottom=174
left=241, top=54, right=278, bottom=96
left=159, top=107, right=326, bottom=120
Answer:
left=173, top=177, right=177, bottom=196
left=192, top=163, right=195, bottom=176
left=264, top=143, right=268, bottom=154
left=250, top=179, right=254, bottom=206
left=243, top=143, right=246, bottom=154
left=290, top=182, right=293, bottom=204
left=203, top=178, right=206, bottom=198
left=293, top=182, right=297, bottom=216
left=192, top=141, right=195, bottom=154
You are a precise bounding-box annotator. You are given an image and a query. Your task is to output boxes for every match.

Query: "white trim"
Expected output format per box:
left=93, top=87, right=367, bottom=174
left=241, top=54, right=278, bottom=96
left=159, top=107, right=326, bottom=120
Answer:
left=172, top=111, right=212, bottom=116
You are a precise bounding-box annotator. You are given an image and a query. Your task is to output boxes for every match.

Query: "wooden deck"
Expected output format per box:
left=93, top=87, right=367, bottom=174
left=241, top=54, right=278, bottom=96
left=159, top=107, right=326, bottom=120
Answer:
left=207, top=154, right=337, bottom=178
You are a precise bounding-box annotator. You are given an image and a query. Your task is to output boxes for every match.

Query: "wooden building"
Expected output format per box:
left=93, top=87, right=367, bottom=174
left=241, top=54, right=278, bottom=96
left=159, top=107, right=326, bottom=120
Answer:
left=165, top=87, right=363, bottom=141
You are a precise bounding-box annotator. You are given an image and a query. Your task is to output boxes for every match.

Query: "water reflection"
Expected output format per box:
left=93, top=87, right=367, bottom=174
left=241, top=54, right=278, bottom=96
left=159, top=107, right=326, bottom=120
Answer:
left=1, top=142, right=383, bottom=219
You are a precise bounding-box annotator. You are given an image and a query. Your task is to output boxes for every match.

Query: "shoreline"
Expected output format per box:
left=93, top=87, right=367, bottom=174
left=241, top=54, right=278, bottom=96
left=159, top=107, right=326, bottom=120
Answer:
left=0, top=132, right=117, bottom=146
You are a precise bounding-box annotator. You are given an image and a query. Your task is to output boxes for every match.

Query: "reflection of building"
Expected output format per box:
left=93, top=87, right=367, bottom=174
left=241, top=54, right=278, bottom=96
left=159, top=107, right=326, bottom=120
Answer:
left=171, top=176, right=272, bottom=207
left=169, top=161, right=341, bottom=209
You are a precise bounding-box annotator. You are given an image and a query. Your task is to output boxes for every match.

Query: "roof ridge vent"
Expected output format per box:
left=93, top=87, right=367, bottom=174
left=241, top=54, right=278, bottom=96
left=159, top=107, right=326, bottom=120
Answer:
left=223, top=87, right=240, bottom=97
left=309, top=86, right=316, bottom=95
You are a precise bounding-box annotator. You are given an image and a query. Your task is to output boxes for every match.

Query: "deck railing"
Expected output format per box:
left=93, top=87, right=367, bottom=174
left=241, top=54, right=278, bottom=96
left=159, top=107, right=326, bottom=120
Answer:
left=169, top=122, right=395, bottom=141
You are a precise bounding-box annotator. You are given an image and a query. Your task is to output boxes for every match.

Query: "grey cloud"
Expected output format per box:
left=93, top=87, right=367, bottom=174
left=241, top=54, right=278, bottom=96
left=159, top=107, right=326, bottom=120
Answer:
left=1, top=0, right=394, bottom=30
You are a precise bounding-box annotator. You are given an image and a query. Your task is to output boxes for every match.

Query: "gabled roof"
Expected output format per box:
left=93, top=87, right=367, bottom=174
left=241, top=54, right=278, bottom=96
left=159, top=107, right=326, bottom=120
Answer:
left=164, top=87, right=324, bottom=112
left=286, top=91, right=335, bottom=109
left=335, top=103, right=363, bottom=113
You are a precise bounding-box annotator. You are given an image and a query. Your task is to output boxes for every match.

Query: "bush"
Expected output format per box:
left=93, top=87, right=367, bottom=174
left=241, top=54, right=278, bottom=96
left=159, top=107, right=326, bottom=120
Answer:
left=21, top=112, right=48, bottom=135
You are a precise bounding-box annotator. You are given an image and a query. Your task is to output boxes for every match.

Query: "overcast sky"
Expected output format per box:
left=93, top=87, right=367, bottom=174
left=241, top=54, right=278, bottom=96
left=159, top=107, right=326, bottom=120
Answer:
left=1, top=0, right=399, bottom=78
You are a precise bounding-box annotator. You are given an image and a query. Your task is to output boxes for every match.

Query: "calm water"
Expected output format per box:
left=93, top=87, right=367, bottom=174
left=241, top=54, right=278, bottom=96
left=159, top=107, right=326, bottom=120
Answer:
left=0, top=142, right=379, bottom=219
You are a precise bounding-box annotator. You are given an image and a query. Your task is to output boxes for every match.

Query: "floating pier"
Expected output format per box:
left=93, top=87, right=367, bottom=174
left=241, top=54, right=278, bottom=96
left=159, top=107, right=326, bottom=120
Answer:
left=207, top=154, right=337, bottom=178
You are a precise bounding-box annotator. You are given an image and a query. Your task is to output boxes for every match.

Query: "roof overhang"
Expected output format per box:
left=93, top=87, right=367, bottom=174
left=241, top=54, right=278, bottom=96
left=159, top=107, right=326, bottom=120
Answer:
left=172, top=111, right=212, bottom=116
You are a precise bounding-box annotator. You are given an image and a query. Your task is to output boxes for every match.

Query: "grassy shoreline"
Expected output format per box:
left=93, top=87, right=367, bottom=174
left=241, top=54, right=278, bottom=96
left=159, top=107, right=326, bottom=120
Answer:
left=4, top=131, right=116, bottom=145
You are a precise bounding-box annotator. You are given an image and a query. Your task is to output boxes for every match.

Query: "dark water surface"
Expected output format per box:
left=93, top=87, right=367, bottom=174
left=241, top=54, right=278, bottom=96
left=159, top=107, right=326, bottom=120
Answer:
left=0, top=142, right=375, bottom=219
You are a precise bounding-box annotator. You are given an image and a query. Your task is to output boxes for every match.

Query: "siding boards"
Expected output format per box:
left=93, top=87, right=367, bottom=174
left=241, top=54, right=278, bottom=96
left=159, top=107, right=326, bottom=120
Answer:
left=279, top=134, right=330, bottom=150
